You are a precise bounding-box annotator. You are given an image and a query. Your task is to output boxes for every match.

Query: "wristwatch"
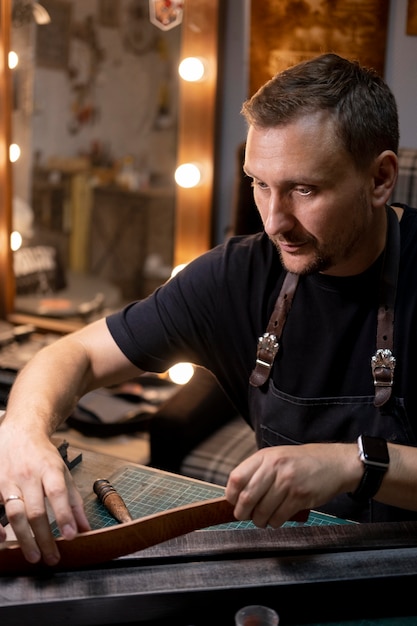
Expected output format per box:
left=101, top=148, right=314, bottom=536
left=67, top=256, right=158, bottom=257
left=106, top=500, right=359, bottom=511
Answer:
left=349, top=435, right=390, bottom=502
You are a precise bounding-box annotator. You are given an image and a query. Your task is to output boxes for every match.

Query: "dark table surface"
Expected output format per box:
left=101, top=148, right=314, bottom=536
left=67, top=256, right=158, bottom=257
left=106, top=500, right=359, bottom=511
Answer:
left=1, top=444, right=417, bottom=626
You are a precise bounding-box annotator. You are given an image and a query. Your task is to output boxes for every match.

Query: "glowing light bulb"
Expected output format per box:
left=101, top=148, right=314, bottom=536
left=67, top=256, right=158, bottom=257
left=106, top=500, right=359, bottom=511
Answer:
left=10, top=231, right=22, bottom=252
left=9, top=144, right=21, bottom=163
left=8, top=51, right=18, bottom=69
left=178, top=57, right=206, bottom=82
left=174, top=163, right=202, bottom=188
left=168, top=363, right=195, bottom=385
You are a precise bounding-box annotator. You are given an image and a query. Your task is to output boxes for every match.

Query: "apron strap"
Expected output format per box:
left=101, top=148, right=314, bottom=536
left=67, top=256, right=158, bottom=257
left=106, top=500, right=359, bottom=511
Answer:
left=249, top=271, right=299, bottom=387
left=372, top=205, right=400, bottom=407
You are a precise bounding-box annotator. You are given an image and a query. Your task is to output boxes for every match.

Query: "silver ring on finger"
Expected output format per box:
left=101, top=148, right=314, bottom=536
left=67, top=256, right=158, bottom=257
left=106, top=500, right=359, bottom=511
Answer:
left=5, top=494, right=24, bottom=504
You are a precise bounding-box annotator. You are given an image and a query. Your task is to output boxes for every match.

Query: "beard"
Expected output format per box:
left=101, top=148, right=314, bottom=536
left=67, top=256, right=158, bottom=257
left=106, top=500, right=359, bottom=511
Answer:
left=273, top=240, right=331, bottom=275
left=271, top=192, right=369, bottom=276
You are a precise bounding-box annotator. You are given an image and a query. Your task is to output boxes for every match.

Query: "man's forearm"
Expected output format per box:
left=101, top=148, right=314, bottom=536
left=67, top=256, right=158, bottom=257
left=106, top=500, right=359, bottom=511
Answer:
left=2, top=335, right=92, bottom=436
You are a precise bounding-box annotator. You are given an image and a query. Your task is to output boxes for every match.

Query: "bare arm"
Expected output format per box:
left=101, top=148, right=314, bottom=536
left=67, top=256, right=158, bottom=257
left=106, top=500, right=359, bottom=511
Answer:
left=0, top=318, right=143, bottom=565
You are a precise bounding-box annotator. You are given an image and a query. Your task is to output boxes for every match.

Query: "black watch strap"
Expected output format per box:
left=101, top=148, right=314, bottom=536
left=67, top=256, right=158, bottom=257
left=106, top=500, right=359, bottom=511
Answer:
left=349, top=435, right=389, bottom=503
left=349, top=464, right=387, bottom=502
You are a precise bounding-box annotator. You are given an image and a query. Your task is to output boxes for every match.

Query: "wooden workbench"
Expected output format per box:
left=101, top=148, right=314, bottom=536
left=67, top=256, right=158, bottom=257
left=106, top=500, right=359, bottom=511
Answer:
left=1, top=445, right=417, bottom=626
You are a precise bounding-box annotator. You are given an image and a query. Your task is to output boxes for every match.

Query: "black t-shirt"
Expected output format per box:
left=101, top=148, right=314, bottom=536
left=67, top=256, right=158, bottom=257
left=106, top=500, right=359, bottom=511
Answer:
left=106, top=204, right=417, bottom=431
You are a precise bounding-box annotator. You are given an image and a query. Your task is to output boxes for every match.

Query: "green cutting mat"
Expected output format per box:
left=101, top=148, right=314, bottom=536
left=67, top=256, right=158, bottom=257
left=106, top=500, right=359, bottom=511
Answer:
left=75, top=464, right=355, bottom=532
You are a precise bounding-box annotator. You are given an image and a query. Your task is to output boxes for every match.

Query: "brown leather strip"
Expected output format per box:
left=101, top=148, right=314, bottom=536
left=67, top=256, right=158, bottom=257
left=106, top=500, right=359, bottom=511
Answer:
left=0, top=497, right=309, bottom=575
left=373, top=206, right=400, bottom=407
left=250, top=272, right=299, bottom=387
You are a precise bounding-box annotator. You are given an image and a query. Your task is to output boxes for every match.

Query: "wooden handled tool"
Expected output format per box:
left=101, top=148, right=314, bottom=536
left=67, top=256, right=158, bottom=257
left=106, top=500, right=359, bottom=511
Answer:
left=0, top=497, right=309, bottom=575
left=93, top=478, right=133, bottom=524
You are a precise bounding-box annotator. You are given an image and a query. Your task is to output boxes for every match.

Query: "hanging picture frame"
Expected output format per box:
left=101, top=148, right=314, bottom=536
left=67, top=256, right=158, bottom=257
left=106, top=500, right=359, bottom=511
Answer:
left=35, top=0, right=72, bottom=69
left=149, top=0, right=183, bottom=31
left=250, top=0, right=391, bottom=96
left=407, top=0, right=417, bottom=35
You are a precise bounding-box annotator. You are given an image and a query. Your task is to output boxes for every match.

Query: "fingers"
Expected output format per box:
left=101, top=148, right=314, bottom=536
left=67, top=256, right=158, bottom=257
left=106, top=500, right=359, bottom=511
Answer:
left=230, top=474, right=284, bottom=528
left=4, top=494, right=24, bottom=505
left=1, top=459, right=90, bottom=566
left=226, top=452, right=270, bottom=521
left=3, top=492, right=55, bottom=564
left=225, top=448, right=310, bottom=528
left=250, top=487, right=302, bottom=529
left=51, top=477, right=91, bottom=539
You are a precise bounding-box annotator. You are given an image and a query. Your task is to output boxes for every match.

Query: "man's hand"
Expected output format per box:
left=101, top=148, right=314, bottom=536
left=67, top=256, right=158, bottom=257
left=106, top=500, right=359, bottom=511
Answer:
left=225, top=442, right=359, bottom=528
left=0, top=425, right=90, bottom=565
left=0, top=318, right=143, bottom=565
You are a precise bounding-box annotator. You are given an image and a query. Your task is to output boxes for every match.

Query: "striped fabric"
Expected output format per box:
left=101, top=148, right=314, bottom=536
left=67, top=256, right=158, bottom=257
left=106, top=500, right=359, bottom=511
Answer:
left=180, top=416, right=257, bottom=486
left=391, top=147, right=417, bottom=208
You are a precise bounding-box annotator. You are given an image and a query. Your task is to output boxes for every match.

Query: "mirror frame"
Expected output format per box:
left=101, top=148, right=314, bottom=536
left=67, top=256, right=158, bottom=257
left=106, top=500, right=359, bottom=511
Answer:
left=0, top=0, right=14, bottom=320
left=0, top=0, right=219, bottom=323
left=174, top=0, right=220, bottom=267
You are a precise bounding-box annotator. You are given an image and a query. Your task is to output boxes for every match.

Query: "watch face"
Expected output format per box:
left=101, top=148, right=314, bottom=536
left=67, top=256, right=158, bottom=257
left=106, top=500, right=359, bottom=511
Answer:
left=359, top=435, right=390, bottom=467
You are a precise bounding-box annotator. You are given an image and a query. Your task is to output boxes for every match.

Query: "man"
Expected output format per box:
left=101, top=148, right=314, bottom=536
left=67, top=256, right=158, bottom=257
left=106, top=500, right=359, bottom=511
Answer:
left=2, top=53, right=417, bottom=567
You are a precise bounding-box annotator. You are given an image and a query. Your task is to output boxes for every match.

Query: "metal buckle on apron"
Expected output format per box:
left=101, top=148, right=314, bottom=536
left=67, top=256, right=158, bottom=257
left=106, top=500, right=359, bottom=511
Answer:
left=371, top=348, right=396, bottom=408
left=371, top=348, right=396, bottom=387
left=249, top=333, right=280, bottom=387
left=255, top=332, right=279, bottom=368
left=249, top=272, right=299, bottom=388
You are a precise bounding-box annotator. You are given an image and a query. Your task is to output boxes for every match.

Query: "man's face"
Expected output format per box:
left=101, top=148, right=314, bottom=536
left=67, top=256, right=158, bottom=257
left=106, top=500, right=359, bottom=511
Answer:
left=244, top=112, right=380, bottom=277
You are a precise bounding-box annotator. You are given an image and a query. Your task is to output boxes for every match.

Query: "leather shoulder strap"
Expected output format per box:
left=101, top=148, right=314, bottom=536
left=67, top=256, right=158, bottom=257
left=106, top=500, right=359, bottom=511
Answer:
left=249, top=271, right=299, bottom=387
left=372, top=205, right=401, bottom=407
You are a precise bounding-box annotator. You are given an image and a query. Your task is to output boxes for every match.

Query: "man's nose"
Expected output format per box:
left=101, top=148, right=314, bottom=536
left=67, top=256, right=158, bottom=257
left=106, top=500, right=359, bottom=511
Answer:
left=263, top=194, right=293, bottom=236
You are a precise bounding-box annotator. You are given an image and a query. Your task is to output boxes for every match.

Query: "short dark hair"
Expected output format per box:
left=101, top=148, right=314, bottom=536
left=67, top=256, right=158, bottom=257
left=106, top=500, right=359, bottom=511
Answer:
left=242, top=53, right=399, bottom=167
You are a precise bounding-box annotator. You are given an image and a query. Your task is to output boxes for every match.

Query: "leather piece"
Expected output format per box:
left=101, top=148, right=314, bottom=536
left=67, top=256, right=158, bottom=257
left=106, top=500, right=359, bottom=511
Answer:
left=0, top=497, right=309, bottom=575
left=249, top=361, right=272, bottom=387
left=374, top=385, right=393, bottom=408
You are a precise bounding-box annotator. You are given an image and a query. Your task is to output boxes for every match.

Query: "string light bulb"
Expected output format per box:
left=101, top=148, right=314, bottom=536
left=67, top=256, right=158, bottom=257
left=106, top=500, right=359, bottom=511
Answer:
left=10, top=231, right=22, bottom=252
left=168, top=362, right=195, bottom=385
left=8, top=51, right=18, bottom=69
left=9, top=144, right=21, bottom=163
left=174, top=162, right=203, bottom=188
left=178, top=57, right=206, bottom=82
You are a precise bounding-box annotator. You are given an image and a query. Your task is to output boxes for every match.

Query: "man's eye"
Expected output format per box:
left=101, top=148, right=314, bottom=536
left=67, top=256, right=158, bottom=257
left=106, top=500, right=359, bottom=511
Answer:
left=296, top=186, right=312, bottom=195
left=252, top=180, right=268, bottom=190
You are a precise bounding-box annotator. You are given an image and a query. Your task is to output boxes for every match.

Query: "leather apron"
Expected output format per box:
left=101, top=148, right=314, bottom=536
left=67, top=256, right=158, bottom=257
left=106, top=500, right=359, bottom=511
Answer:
left=248, top=207, right=417, bottom=522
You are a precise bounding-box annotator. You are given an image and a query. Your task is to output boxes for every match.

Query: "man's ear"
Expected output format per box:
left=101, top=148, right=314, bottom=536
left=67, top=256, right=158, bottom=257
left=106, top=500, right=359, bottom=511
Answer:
left=371, top=151, right=398, bottom=207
